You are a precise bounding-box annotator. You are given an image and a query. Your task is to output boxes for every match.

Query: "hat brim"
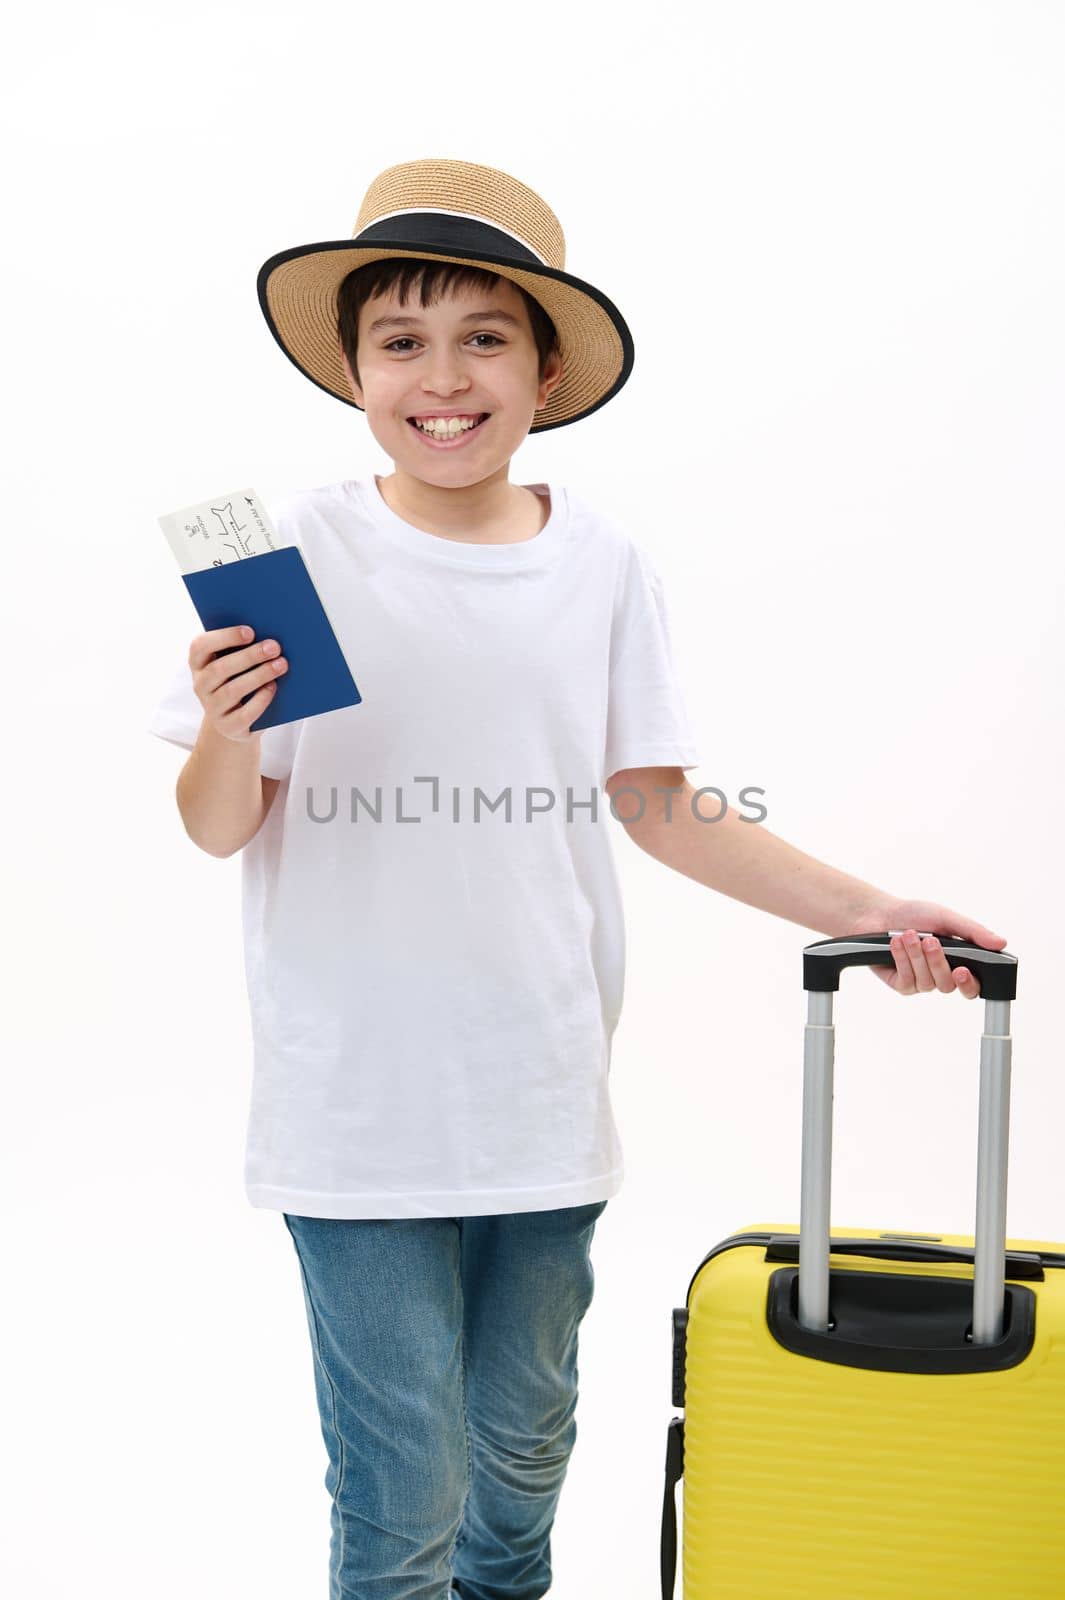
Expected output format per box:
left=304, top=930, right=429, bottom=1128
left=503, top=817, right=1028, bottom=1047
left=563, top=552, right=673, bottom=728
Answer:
left=256, top=240, right=634, bottom=432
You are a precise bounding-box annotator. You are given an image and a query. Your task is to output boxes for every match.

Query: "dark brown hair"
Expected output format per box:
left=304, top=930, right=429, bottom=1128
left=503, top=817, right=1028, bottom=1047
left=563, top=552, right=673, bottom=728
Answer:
left=336, top=258, right=561, bottom=391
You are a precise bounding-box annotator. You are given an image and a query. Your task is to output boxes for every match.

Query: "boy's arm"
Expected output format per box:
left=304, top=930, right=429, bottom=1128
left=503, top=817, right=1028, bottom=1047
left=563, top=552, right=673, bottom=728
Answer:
left=605, top=767, right=883, bottom=935
left=175, top=718, right=274, bottom=858
left=605, top=767, right=1006, bottom=997
left=261, top=776, right=282, bottom=816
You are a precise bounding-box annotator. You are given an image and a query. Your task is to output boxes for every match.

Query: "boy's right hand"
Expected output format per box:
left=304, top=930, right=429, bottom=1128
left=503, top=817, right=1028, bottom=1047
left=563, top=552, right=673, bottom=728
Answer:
left=189, top=625, right=288, bottom=744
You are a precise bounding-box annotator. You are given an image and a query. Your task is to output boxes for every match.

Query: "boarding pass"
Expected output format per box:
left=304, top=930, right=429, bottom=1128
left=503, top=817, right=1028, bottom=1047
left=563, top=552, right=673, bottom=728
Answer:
left=158, top=487, right=278, bottom=575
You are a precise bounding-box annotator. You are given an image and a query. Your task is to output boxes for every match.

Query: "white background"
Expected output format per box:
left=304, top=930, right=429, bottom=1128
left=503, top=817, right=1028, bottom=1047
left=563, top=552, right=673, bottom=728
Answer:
left=4, top=2, right=1062, bottom=1595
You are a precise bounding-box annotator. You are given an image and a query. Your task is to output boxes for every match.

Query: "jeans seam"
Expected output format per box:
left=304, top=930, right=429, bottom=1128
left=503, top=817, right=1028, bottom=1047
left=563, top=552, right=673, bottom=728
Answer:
left=286, top=1219, right=347, bottom=1594
left=446, top=1270, right=472, bottom=1588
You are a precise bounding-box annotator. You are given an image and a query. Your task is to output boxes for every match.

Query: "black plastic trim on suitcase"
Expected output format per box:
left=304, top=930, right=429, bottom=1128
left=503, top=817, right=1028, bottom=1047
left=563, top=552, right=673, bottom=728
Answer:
left=671, top=1307, right=688, bottom=1408
left=682, top=1230, right=1065, bottom=1310
left=764, top=1234, right=1046, bottom=1279
left=766, top=1266, right=1037, bottom=1373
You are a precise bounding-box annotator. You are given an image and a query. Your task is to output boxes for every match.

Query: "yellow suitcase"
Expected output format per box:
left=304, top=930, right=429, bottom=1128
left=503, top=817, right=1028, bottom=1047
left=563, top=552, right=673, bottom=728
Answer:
left=661, top=933, right=1065, bottom=1598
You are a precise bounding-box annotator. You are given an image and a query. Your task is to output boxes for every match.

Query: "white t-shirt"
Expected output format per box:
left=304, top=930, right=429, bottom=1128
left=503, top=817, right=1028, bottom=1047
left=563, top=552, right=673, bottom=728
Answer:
left=147, top=475, right=699, bottom=1218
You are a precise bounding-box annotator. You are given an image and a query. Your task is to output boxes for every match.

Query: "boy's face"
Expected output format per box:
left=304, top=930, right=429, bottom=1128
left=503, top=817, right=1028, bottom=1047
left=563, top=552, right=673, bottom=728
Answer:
left=339, top=275, right=563, bottom=488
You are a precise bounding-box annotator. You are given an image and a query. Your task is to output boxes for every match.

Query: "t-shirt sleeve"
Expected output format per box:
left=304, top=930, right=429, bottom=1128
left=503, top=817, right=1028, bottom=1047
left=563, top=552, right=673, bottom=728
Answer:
left=145, top=654, right=302, bottom=781
left=603, top=539, right=700, bottom=784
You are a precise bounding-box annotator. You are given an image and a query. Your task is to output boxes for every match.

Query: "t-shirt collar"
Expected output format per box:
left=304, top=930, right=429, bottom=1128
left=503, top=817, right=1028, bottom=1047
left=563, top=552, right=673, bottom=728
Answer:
left=345, top=474, right=568, bottom=569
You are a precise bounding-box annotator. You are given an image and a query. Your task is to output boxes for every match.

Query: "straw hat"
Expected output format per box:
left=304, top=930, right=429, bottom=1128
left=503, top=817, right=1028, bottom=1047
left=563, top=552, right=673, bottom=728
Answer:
left=256, top=158, right=634, bottom=432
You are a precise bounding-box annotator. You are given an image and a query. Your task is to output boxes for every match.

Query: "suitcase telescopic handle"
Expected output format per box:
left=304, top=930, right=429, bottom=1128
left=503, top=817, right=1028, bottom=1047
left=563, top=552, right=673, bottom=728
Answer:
left=798, top=933, right=1018, bottom=1346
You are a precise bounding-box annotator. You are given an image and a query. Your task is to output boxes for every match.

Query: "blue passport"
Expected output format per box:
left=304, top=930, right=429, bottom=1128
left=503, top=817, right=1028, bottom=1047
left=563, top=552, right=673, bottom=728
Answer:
left=182, top=545, right=362, bottom=731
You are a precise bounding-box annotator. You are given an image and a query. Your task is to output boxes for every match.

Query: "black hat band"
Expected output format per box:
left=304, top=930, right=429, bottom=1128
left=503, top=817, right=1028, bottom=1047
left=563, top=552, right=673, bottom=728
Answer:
left=353, top=210, right=546, bottom=268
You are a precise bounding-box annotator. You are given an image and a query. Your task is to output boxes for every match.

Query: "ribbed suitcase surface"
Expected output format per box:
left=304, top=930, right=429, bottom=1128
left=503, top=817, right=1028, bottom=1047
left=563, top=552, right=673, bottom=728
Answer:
left=676, top=1224, right=1065, bottom=1597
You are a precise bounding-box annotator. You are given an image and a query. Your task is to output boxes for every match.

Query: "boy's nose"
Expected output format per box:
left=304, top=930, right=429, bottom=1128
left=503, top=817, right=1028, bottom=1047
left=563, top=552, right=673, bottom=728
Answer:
left=421, top=356, right=474, bottom=393
left=422, top=374, right=471, bottom=396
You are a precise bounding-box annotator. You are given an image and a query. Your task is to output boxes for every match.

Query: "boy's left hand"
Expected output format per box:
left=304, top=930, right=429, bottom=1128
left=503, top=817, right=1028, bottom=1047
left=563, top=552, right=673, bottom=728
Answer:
left=840, top=900, right=1008, bottom=999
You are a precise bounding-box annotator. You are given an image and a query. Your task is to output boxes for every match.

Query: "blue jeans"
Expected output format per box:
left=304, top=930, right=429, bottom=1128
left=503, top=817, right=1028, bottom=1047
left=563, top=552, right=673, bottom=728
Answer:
left=283, top=1200, right=608, bottom=1600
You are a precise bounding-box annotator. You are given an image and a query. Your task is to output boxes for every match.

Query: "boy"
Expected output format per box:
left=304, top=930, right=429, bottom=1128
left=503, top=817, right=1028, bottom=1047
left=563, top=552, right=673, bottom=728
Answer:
left=147, top=159, right=1005, bottom=1600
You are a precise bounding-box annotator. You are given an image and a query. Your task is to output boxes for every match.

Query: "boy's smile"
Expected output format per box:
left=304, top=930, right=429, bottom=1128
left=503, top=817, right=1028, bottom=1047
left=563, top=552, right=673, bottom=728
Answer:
left=405, top=410, right=492, bottom=448
left=337, top=273, right=563, bottom=533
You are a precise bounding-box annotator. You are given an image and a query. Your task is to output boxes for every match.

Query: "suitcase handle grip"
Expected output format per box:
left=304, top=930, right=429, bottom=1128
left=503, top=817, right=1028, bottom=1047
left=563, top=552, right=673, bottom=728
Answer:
left=764, top=1234, right=1045, bottom=1280
left=803, top=932, right=1017, bottom=999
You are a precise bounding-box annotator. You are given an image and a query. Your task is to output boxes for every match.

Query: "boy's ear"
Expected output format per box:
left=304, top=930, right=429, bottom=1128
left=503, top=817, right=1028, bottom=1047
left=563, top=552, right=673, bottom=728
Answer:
left=535, top=349, right=565, bottom=411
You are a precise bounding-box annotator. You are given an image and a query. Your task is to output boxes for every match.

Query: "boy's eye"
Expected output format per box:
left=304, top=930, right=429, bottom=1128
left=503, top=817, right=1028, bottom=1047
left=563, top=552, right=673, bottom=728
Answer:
left=383, top=333, right=504, bottom=352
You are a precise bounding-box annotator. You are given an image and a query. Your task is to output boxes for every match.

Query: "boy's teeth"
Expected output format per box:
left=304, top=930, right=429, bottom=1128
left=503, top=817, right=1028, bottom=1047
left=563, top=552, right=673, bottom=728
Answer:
left=415, top=415, right=483, bottom=435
